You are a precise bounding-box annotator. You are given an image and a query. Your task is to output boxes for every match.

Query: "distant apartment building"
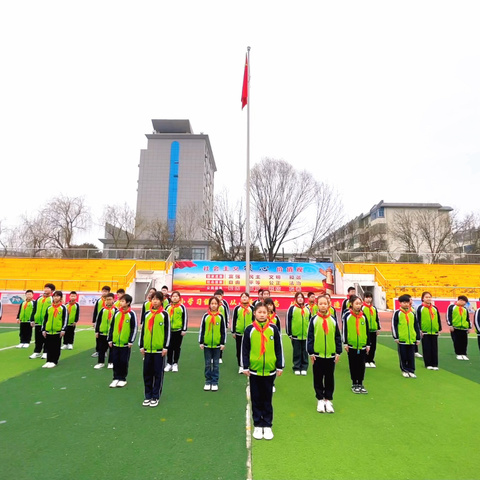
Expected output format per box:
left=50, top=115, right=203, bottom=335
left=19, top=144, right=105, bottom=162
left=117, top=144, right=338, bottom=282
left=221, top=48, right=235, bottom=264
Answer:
left=102, top=119, right=216, bottom=260
left=318, top=200, right=453, bottom=259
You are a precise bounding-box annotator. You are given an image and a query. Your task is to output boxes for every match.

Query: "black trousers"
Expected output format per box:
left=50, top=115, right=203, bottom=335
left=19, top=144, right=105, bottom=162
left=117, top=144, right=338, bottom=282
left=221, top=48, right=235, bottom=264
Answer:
left=143, top=353, right=165, bottom=400
left=45, top=334, right=61, bottom=364
left=398, top=344, right=415, bottom=373
left=291, top=338, right=308, bottom=371
left=312, top=357, right=336, bottom=400
left=235, top=335, right=243, bottom=366
left=421, top=334, right=439, bottom=367
left=365, top=332, right=378, bottom=363
left=111, top=346, right=131, bottom=381
left=34, top=325, right=46, bottom=353
left=63, top=325, right=76, bottom=345
left=250, top=374, right=275, bottom=428
left=167, top=331, right=184, bottom=364
left=347, top=349, right=366, bottom=385
left=96, top=335, right=109, bottom=364
left=19, top=322, right=32, bottom=344
left=451, top=329, right=468, bottom=355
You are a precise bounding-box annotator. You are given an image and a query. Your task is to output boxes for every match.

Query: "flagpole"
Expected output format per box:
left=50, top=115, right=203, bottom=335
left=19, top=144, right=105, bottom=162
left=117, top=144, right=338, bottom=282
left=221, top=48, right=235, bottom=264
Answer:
left=245, top=46, right=251, bottom=294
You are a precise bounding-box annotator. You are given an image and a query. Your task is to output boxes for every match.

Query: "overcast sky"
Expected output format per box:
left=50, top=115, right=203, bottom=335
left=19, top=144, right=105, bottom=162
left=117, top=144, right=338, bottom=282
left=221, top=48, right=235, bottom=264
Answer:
left=1, top=0, right=479, bottom=244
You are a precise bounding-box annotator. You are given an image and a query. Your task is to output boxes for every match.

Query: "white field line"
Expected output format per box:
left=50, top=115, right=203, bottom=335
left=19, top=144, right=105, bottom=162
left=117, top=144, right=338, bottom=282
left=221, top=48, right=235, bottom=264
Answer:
left=245, top=381, right=253, bottom=480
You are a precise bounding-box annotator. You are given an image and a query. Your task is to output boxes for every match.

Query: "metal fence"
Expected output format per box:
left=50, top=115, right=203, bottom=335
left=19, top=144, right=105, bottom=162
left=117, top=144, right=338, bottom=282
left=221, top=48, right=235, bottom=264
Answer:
left=334, top=250, right=480, bottom=264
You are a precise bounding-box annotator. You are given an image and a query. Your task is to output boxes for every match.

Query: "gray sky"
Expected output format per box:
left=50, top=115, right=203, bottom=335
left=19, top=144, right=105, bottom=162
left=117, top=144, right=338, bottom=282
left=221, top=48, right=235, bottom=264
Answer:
left=1, top=0, right=479, bottom=244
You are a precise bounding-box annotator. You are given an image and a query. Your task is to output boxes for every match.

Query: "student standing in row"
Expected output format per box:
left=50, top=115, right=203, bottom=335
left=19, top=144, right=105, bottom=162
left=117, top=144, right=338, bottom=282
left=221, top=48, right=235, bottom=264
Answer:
left=41, top=291, right=68, bottom=368
left=165, top=291, right=188, bottom=373
left=214, top=289, right=229, bottom=364
left=91, top=285, right=111, bottom=358
left=114, top=288, right=125, bottom=308
left=341, top=286, right=356, bottom=316
left=29, top=283, right=55, bottom=359
left=307, top=295, right=342, bottom=413
left=94, top=293, right=117, bottom=369
left=107, top=294, right=137, bottom=388
left=139, top=291, right=170, bottom=407
left=16, top=289, right=34, bottom=348
left=286, top=292, right=310, bottom=376
left=416, top=291, right=442, bottom=370
left=474, top=302, right=480, bottom=354
left=343, top=295, right=370, bottom=393
left=307, top=292, right=318, bottom=316
left=141, top=287, right=157, bottom=322
left=62, top=291, right=79, bottom=350
left=446, top=295, right=471, bottom=360
left=392, top=294, right=421, bottom=378
left=242, top=302, right=284, bottom=440
left=363, top=292, right=380, bottom=368
left=232, top=292, right=254, bottom=374
left=199, top=297, right=226, bottom=391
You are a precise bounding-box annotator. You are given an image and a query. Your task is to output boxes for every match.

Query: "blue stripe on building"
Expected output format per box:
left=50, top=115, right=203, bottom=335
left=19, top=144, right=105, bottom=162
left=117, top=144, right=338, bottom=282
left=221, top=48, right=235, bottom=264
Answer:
left=167, top=141, right=180, bottom=235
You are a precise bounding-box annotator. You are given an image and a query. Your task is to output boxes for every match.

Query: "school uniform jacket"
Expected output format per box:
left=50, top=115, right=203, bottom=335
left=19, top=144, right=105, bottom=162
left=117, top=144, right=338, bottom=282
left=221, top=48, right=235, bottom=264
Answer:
left=474, top=309, right=480, bottom=335
left=391, top=309, right=420, bottom=345
left=241, top=321, right=284, bottom=376
left=107, top=309, right=138, bottom=347
left=95, top=306, right=118, bottom=335
left=198, top=312, right=226, bottom=348
left=342, top=309, right=370, bottom=350
left=307, top=314, right=342, bottom=359
left=41, top=304, right=68, bottom=334
left=139, top=309, right=170, bottom=353
left=65, top=302, right=80, bottom=325
left=267, top=313, right=281, bottom=333
left=362, top=304, right=381, bottom=332
left=416, top=304, right=442, bottom=334
left=341, top=297, right=352, bottom=315
left=446, top=304, right=471, bottom=330
left=286, top=304, right=310, bottom=340
left=232, top=304, right=254, bottom=335
left=166, top=303, right=188, bottom=332
left=92, top=297, right=107, bottom=324
left=31, top=295, right=52, bottom=325
left=17, top=300, right=34, bottom=322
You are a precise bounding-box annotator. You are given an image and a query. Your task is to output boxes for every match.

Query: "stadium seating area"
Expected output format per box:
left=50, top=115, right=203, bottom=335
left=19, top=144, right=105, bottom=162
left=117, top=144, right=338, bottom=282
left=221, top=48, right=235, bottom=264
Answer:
left=0, top=258, right=166, bottom=292
left=342, top=262, right=480, bottom=307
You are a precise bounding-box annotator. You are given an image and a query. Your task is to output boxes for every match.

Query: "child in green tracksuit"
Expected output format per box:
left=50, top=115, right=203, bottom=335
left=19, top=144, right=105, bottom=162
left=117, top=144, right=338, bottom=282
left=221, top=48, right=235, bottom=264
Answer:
left=446, top=295, right=471, bottom=360
left=232, top=292, right=254, bottom=373
left=16, top=289, right=34, bottom=348
left=165, top=291, right=188, bottom=373
left=242, top=302, right=284, bottom=441
left=94, top=293, right=117, bottom=369
left=29, top=283, right=55, bottom=359
left=392, top=294, right=421, bottom=377
left=342, top=295, right=370, bottom=393
left=286, top=292, right=310, bottom=375
left=41, top=290, right=68, bottom=368
left=416, top=291, right=442, bottom=369
left=198, top=297, right=226, bottom=391
left=307, top=295, right=342, bottom=413
left=62, top=291, right=80, bottom=350
left=363, top=292, right=380, bottom=368
left=139, top=292, right=170, bottom=407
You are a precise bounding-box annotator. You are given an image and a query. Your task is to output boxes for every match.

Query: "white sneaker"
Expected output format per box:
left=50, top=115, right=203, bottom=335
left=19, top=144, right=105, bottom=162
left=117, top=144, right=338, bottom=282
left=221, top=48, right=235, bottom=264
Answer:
left=172, top=364, right=178, bottom=372
left=164, top=363, right=172, bottom=372
left=370, top=362, right=376, bottom=368
left=456, top=355, right=463, bottom=360
left=294, top=370, right=301, bottom=376
left=263, top=427, right=274, bottom=440
left=325, top=400, right=335, bottom=413
left=107, top=363, right=113, bottom=369
left=16, top=344, right=23, bottom=349
left=301, top=370, right=307, bottom=376
left=94, top=363, right=105, bottom=369
left=317, top=400, right=325, bottom=413
left=415, top=352, right=423, bottom=358
left=22, top=343, right=30, bottom=348
left=116, top=380, right=127, bottom=388
left=463, top=355, right=469, bottom=361
left=61, top=345, right=68, bottom=350
left=150, top=399, right=159, bottom=407
left=219, top=358, right=223, bottom=364
left=109, top=380, right=119, bottom=388
left=211, top=385, right=218, bottom=391
left=433, top=367, right=439, bottom=370
left=204, top=384, right=211, bottom=391
left=91, top=352, right=99, bottom=357
left=408, top=372, right=417, bottom=378
left=427, top=366, right=434, bottom=370
left=365, top=362, right=372, bottom=368
left=46, top=362, right=56, bottom=369
left=272, top=386, right=276, bottom=393
left=42, top=362, right=51, bottom=368
left=68, top=344, right=73, bottom=350
left=29, top=353, right=41, bottom=359
left=41, top=353, right=47, bottom=359
left=402, top=372, right=409, bottom=378
left=238, top=367, right=244, bottom=374
left=142, top=399, right=151, bottom=407
left=252, top=427, right=263, bottom=440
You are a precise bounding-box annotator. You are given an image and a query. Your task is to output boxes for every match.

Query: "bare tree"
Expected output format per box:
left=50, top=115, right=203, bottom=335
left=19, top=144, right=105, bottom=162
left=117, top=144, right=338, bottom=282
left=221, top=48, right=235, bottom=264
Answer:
left=44, top=195, right=91, bottom=255
left=415, top=209, right=455, bottom=262
left=454, top=212, right=480, bottom=254
left=103, top=203, right=144, bottom=250
left=20, top=213, right=53, bottom=256
left=147, top=219, right=178, bottom=250
left=389, top=211, right=422, bottom=254
left=251, top=158, right=316, bottom=261
left=207, top=190, right=247, bottom=261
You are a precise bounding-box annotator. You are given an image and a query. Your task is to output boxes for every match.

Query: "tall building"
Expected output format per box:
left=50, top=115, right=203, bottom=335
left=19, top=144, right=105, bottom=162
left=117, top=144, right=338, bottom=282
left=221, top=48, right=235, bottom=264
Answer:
left=135, top=119, right=216, bottom=260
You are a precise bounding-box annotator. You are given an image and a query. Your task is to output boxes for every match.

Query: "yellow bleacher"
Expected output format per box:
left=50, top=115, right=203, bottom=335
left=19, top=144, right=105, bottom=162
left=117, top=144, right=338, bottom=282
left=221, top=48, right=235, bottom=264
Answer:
left=0, top=258, right=167, bottom=292
left=340, top=262, right=480, bottom=308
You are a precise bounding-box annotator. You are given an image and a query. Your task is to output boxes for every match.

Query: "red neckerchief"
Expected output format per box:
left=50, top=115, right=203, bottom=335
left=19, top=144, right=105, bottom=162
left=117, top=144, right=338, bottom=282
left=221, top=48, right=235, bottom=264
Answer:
left=52, top=302, right=62, bottom=318
left=295, top=302, right=306, bottom=317
left=267, top=313, right=276, bottom=326
left=455, top=303, right=464, bottom=317
left=363, top=302, right=374, bottom=318
left=67, top=302, right=75, bottom=315
left=349, top=309, right=363, bottom=335
left=318, top=313, right=330, bottom=334
left=400, top=308, right=413, bottom=325
left=422, top=302, right=435, bottom=320
left=253, top=320, right=269, bottom=357
left=104, top=306, right=115, bottom=320
left=207, top=310, right=219, bottom=332
left=23, top=300, right=31, bottom=310
left=169, top=302, right=180, bottom=318
left=118, top=308, right=132, bottom=332
left=148, top=308, right=161, bottom=332
left=241, top=304, right=251, bottom=319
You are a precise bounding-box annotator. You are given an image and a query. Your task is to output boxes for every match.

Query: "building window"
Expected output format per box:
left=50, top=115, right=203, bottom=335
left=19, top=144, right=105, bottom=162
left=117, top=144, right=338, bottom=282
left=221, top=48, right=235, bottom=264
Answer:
left=192, top=248, right=206, bottom=260
left=378, top=207, right=384, bottom=218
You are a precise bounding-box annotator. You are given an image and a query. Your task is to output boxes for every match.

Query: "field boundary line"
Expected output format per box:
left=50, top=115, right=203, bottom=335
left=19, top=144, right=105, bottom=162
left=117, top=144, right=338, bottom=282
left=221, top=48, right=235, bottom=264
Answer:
left=246, top=381, right=253, bottom=480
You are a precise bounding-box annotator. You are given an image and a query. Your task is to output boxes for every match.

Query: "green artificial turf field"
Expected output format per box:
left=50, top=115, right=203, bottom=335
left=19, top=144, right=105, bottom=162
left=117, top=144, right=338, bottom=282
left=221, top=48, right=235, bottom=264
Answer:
left=2, top=325, right=480, bottom=480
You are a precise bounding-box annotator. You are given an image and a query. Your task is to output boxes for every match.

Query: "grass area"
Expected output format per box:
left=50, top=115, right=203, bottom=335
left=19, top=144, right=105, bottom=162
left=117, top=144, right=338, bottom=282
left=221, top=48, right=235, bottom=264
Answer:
left=0, top=326, right=247, bottom=480
left=252, top=334, right=480, bottom=480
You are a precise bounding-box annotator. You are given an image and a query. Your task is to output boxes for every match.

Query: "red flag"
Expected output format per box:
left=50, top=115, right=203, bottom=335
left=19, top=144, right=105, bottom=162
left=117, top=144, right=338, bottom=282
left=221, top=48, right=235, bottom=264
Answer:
left=241, top=55, right=248, bottom=109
